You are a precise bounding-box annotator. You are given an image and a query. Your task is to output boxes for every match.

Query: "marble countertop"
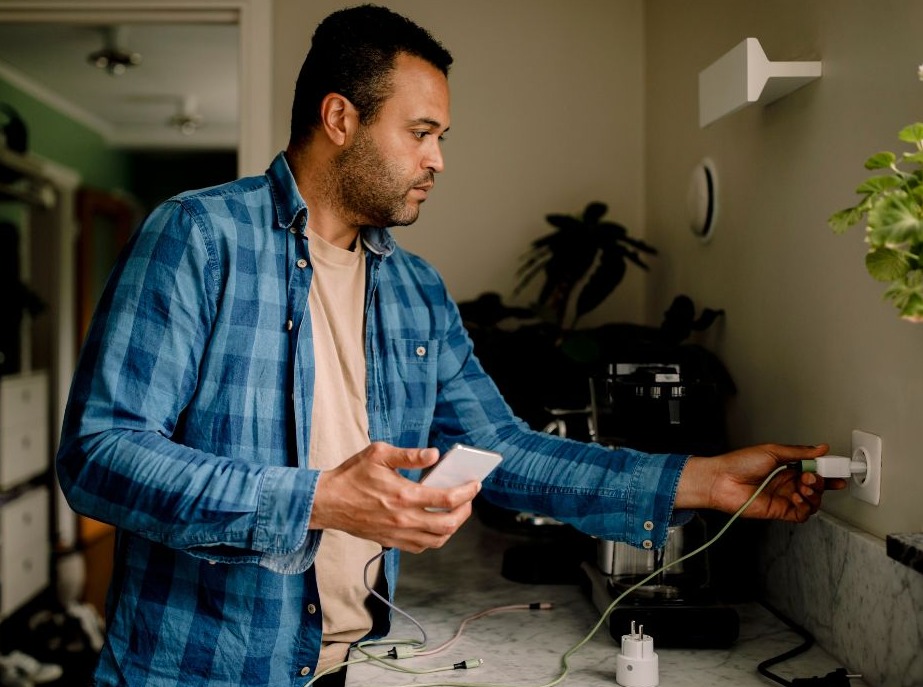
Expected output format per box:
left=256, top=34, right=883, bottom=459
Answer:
left=345, top=518, right=866, bottom=687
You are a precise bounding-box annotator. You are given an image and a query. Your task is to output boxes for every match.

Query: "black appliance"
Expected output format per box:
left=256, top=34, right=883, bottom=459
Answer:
left=581, top=350, right=752, bottom=649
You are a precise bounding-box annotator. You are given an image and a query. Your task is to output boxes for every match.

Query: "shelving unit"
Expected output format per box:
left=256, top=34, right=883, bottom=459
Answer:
left=0, top=145, right=76, bottom=624
left=698, top=37, right=822, bottom=128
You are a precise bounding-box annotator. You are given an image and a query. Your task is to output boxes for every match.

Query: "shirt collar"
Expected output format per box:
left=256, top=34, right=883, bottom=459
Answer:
left=267, top=152, right=306, bottom=231
left=266, top=151, right=396, bottom=258
left=360, top=226, right=395, bottom=257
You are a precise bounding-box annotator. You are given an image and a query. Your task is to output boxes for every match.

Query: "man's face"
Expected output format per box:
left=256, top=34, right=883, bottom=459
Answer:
left=331, top=53, right=450, bottom=228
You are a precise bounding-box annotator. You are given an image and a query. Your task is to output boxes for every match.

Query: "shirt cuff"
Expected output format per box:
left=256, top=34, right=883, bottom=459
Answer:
left=252, top=465, right=320, bottom=574
left=625, top=452, right=691, bottom=551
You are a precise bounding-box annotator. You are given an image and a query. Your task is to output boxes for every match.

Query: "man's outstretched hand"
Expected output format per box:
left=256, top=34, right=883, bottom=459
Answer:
left=676, top=443, right=847, bottom=522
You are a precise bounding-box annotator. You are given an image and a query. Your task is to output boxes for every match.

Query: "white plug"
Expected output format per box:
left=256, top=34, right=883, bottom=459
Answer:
left=801, top=456, right=867, bottom=479
left=615, top=621, right=658, bottom=687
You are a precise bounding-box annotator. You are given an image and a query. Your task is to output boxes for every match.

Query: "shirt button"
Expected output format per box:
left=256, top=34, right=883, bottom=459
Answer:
left=642, top=539, right=653, bottom=549
left=297, top=258, right=308, bottom=269
left=289, top=227, right=297, bottom=234
left=299, top=667, right=310, bottom=677
left=307, top=603, right=317, bottom=614
left=415, top=345, right=426, bottom=357
left=643, top=520, right=654, bottom=531
left=286, top=319, right=293, bottom=331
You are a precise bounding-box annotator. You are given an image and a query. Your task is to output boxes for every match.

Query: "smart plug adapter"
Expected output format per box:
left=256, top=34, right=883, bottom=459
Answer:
left=615, top=621, right=658, bottom=687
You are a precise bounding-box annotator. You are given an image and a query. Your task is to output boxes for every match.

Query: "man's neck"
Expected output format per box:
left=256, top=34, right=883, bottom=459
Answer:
left=304, top=206, right=362, bottom=250
left=286, top=145, right=361, bottom=250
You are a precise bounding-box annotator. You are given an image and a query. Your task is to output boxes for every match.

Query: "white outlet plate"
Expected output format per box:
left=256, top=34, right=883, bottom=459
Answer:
left=850, top=430, right=881, bottom=505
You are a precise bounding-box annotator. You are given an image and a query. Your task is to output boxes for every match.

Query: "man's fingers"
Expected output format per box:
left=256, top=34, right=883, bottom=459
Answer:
left=766, top=443, right=830, bottom=464
left=417, top=481, right=481, bottom=511
left=383, top=502, right=474, bottom=552
left=368, top=442, right=440, bottom=471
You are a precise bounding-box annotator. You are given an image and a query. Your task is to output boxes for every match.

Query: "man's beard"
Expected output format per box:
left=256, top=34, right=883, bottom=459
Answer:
left=328, top=127, right=433, bottom=228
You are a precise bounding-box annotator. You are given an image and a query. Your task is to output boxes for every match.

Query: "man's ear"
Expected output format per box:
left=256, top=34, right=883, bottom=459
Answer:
left=319, top=93, right=358, bottom=146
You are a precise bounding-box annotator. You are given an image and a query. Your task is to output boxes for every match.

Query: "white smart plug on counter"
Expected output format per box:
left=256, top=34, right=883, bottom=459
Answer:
left=615, top=621, right=658, bottom=687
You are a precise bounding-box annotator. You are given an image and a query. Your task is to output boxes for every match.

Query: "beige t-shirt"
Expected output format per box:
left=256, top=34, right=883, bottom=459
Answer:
left=305, top=228, right=382, bottom=675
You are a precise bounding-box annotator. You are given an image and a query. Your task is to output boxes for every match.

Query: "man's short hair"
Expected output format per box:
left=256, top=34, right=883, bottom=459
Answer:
left=289, top=4, right=453, bottom=147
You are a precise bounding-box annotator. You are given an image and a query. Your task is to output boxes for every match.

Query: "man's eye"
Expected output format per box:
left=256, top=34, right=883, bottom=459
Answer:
left=412, top=130, right=447, bottom=142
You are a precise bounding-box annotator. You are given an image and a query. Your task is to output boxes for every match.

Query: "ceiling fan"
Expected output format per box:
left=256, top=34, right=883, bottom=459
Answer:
left=126, top=93, right=206, bottom=136
left=168, top=95, right=204, bottom=136
left=87, top=25, right=142, bottom=76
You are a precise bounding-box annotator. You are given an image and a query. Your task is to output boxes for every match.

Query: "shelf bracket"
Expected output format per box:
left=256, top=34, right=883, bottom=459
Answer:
left=698, top=37, right=822, bottom=128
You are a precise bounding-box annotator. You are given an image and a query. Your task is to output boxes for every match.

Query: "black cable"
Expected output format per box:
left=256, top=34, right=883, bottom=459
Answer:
left=756, top=600, right=816, bottom=687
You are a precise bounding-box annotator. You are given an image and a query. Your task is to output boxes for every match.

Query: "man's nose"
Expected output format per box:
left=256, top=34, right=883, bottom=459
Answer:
left=424, top=141, right=444, bottom=174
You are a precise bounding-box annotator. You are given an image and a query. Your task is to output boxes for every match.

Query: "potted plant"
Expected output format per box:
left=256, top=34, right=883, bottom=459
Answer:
left=513, top=201, right=657, bottom=331
left=828, top=122, right=923, bottom=322
left=459, top=202, right=658, bottom=418
left=458, top=203, right=730, bottom=432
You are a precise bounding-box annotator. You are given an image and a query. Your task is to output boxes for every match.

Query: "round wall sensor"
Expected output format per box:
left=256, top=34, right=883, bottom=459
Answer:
left=687, top=159, right=717, bottom=242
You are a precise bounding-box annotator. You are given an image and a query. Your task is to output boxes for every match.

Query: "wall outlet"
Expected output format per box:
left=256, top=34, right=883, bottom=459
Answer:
left=850, top=430, right=881, bottom=506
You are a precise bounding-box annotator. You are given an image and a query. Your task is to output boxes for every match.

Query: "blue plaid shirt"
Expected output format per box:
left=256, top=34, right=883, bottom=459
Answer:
left=57, top=153, right=688, bottom=687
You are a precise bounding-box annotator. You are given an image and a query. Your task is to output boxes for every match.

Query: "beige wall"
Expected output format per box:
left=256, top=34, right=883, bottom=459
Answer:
left=644, top=0, right=923, bottom=539
left=272, top=0, right=647, bottom=323
left=270, top=1, right=922, bottom=540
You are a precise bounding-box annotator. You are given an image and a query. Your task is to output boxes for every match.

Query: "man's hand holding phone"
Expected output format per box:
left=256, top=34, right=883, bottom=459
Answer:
left=419, top=444, right=503, bottom=510
left=310, top=442, right=502, bottom=552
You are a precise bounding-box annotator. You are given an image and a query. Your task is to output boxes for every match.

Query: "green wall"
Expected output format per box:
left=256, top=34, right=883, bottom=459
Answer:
left=0, top=77, right=130, bottom=191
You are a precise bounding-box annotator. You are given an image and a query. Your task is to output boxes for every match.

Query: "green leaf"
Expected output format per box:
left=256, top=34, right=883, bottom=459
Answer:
left=864, top=151, right=896, bottom=169
left=897, top=123, right=923, bottom=145
left=856, top=175, right=902, bottom=194
left=828, top=206, right=865, bottom=233
left=865, top=246, right=909, bottom=282
left=866, top=192, right=923, bottom=245
left=883, top=270, right=923, bottom=321
left=903, top=151, right=923, bottom=165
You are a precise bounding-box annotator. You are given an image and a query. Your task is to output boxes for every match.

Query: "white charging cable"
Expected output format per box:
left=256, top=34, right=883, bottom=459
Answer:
left=303, top=554, right=554, bottom=685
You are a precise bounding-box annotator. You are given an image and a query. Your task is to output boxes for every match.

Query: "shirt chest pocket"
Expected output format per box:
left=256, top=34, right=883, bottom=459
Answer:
left=385, top=338, right=439, bottom=431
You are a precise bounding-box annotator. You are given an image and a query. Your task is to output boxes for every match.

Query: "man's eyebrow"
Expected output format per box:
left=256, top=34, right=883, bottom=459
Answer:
left=411, top=117, right=449, bottom=133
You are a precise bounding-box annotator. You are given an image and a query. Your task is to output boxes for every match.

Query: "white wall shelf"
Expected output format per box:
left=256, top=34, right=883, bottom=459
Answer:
left=698, top=38, right=822, bottom=128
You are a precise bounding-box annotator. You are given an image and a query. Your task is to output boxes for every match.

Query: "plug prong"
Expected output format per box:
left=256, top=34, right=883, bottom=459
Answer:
left=639, top=624, right=644, bottom=639
left=631, top=620, right=636, bottom=638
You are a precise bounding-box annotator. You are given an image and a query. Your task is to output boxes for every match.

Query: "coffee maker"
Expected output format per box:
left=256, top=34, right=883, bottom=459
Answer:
left=580, top=353, right=745, bottom=649
left=584, top=519, right=740, bottom=649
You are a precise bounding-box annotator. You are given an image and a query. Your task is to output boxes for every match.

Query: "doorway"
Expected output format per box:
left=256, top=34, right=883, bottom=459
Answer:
left=0, top=0, right=273, bottom=625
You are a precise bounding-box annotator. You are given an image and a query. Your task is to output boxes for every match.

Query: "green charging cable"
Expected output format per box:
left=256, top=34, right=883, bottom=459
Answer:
left=337, top=464, right=792, bottom=687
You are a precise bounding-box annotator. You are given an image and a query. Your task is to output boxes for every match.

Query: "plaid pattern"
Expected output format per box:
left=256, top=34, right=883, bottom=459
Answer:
left=56, top=153, right=688, bottom=686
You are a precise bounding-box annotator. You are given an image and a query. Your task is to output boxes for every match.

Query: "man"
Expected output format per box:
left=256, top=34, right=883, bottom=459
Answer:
left=56, top=5, right=842, bottom=687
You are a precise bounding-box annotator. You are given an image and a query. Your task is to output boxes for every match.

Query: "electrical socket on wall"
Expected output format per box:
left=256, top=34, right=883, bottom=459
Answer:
left=850, top=430, right=881, bottom=506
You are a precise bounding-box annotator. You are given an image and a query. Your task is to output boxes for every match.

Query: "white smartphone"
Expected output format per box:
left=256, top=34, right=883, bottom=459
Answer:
left=420, top=443, right=503, bottom=489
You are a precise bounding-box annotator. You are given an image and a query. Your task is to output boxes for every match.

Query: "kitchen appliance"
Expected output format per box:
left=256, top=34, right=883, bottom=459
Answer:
left=583, top=517, right=740, bottom=649
left=489, top=344, right=753, bottom=648
left=579, top=353, right=745, bottom=649
left=595, top=358, right=728, bottom=457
